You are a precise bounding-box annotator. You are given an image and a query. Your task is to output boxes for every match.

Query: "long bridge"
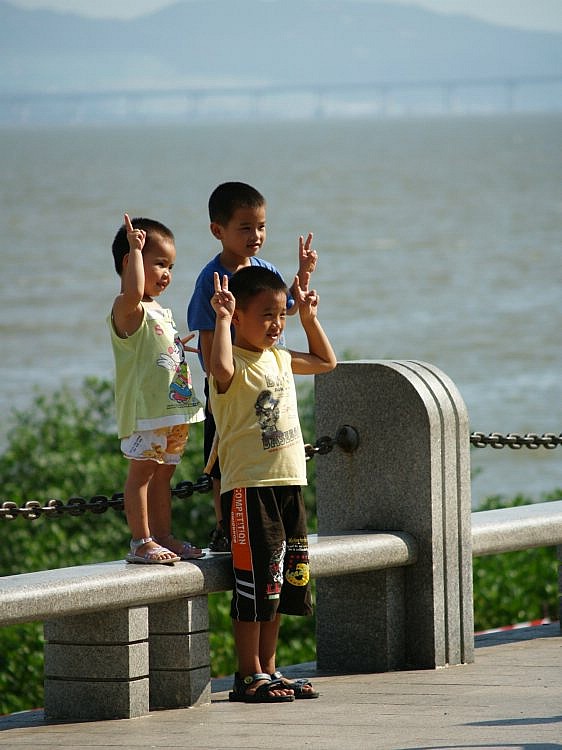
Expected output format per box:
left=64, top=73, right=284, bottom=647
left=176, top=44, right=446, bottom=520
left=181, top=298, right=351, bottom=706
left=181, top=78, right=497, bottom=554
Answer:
left=1, top=75, right=561, bottom=124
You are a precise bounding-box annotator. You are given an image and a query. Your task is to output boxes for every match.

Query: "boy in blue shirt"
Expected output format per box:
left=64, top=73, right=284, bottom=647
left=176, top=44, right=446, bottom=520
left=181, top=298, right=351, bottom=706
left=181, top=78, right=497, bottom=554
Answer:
left=187, top=182, right=317, bottom=551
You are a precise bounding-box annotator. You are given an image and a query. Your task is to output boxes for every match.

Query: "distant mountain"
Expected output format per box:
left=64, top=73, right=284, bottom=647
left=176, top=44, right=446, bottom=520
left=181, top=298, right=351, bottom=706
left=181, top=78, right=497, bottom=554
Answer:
left=1, top=0, right=562, bottom=94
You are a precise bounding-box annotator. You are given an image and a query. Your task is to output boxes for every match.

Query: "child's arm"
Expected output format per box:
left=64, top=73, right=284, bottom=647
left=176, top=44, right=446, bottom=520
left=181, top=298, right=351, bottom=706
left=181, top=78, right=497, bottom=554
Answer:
left=289, top=273, right=337, bottom=375
left=209, top=272, right=236, bottom=393
left=111, top=213, right=146, bottom=338
left=198, top=329, right=215, bottom=377
left=180, top=332, right=199, bottom=354
left=287, top=232, right=318, bottom=316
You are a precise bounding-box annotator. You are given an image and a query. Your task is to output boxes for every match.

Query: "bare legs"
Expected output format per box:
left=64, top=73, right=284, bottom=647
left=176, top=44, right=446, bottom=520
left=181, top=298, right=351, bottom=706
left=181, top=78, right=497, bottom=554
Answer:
left=233, top=616, right=292, bottom=698
left=124, top=459, right=178, bottom=562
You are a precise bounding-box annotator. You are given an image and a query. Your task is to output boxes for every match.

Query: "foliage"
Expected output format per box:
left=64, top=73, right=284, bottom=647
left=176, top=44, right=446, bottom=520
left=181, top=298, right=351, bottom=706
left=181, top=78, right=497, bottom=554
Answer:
left=472, top=491, right=561, bottom=632
left=0, top=378, right=560, bottom=714
left=0, top=377, right=317, bottom=713
left=0, top=622, right=44, bottom=714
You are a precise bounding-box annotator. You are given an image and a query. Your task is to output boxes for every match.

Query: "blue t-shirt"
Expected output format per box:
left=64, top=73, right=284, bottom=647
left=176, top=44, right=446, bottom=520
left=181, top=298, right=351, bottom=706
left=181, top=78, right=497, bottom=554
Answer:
left=187, top=254, right=294, bottom=370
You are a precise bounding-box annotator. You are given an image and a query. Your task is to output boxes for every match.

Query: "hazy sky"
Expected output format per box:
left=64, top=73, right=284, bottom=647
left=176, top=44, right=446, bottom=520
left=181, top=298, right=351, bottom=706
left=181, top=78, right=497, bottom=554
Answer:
left=7, top=0, right=562, bottom=33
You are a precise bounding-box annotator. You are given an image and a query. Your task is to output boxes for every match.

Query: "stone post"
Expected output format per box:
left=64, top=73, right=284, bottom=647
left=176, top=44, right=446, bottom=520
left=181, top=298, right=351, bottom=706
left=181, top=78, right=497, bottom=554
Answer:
left=44, top=606, right=149, bottom=721
left=314, top=360, right=473, bottom=671
left=148, top=596, right=211, bottom=709
left=556, top=544, right=562, bottom=632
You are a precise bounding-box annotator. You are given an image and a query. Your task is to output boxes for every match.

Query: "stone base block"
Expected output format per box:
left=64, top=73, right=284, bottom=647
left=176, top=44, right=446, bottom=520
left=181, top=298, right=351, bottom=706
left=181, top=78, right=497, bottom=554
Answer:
left=150, top=666, right=211, bottom=709
left=316, top=568, right=405, bottom=672
left=44, top=677, right=149, bottom=721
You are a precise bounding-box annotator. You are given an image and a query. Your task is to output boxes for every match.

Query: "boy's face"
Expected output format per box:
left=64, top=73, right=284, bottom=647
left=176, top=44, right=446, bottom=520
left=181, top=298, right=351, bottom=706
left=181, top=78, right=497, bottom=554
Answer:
left=211, top=205, right=266, bottom=260
left=233, top=288, right=287, bottom=352
left=141, top=234, right=176, bottom=299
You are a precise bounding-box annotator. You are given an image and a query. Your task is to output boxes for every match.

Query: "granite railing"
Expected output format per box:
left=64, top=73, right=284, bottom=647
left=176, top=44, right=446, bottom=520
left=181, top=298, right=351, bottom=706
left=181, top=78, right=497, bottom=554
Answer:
left=1, top=361, right=560, bottom=722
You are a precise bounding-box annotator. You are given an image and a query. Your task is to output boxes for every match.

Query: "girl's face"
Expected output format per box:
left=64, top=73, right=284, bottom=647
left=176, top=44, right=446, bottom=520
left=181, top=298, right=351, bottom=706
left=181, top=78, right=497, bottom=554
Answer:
left=212, top=205, right=266, bottom=262
left=142, top=234, right=176, bottom=300
left=233, top=288, right=287, bottom=352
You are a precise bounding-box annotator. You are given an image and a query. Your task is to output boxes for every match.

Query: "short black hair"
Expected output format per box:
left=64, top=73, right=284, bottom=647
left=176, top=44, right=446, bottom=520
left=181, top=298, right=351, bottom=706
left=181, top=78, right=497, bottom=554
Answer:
left=229, top=266, right=288, bottom=309
left=111, top=217, right=175, bottom=275
left=208, top=182, right=266, bottom=225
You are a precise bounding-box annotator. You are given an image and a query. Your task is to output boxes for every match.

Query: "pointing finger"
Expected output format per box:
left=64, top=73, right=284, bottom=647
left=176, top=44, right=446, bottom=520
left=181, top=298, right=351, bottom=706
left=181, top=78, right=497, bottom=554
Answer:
left=124, top=213, right=134, bottom=233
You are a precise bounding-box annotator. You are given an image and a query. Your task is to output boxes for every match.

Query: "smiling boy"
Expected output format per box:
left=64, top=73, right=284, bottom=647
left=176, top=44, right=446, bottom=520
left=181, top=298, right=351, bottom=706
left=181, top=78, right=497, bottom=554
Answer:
left=209, top=265, right=336, bottom=703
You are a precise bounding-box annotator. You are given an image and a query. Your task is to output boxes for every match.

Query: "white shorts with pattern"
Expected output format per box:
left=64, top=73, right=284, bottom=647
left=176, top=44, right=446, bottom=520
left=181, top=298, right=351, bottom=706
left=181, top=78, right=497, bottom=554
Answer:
left=120, top=424, right=190, bottom=465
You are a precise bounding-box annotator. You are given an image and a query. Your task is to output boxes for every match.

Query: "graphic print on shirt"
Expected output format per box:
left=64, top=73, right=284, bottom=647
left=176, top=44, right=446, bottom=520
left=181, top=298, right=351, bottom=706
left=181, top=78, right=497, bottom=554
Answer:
left=150, top=312, right=196, bottom=405
left=254, top=369, right=300, bottom=451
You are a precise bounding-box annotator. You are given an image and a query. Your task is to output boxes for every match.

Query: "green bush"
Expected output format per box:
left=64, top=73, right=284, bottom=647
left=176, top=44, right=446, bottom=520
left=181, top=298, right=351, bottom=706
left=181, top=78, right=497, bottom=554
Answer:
left=0, top=378, right=559, bottom=714
left=0, top=377, right=317, bottom=713
left=472, top=492, right=561, bottom=632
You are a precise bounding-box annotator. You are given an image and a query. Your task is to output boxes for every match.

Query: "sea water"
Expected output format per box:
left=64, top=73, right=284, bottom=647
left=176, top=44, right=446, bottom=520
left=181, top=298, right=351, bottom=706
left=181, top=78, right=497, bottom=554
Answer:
left=1, top=113, right=561, bottom=506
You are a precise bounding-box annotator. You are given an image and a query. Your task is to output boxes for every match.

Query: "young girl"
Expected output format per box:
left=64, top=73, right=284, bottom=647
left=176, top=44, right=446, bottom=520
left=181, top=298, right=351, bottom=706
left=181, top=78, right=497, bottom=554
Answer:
left=109, top=213, right=205, bottom=564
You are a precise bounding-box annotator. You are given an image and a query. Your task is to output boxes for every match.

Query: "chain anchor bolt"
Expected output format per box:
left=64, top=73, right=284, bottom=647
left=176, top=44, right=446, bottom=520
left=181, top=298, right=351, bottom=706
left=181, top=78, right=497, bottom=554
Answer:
left=334, top=424, right=360, bottom=453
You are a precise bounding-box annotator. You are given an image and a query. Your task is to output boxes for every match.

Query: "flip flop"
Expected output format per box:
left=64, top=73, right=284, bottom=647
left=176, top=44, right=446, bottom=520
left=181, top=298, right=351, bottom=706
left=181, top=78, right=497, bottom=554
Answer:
left=177, top=541, right=205, bottom=559
left=229, top=672, right=295, bottom=703
left=126, top=537, right=180, bottom=565
left=154, top=535, right=205, bottom=559
left=271, top=670, right=319, bottom=698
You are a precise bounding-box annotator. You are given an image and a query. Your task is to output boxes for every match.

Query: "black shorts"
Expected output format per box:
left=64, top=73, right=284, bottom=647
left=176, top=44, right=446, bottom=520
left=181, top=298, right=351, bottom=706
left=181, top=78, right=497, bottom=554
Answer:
left=221, top=485, right=312, bottom=622
left=203, top=379, right=221, bottom=480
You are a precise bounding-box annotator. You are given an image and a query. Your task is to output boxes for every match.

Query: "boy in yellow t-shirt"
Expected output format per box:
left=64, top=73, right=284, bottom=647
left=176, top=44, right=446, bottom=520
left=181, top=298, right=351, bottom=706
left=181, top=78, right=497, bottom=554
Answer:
left=209, top=265, right=336, bottom=703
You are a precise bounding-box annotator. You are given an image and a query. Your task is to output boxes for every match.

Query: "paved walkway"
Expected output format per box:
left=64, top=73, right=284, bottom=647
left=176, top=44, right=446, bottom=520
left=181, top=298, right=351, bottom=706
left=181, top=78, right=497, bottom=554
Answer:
left=1, top=623, right=560, bottom=750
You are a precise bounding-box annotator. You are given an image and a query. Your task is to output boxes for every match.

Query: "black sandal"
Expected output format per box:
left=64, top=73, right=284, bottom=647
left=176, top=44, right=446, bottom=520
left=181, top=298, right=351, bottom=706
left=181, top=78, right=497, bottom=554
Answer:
left=271, top=670, right=319, bottom=699
left=229, top=672, right=295, bottom=703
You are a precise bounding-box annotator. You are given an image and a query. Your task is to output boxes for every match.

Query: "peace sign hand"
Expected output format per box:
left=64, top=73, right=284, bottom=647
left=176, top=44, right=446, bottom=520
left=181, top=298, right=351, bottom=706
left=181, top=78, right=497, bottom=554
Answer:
left=298, top=232, right=318, bottom=277
left=294, top=271, right=319, bottom=323
left=211, top=272, right=235, bottom=320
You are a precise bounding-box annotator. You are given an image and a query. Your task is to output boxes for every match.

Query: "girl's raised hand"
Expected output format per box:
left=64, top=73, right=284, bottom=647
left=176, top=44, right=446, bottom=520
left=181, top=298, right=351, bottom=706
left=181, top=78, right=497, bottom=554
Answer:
left=124, top=212, right=146, bottom=252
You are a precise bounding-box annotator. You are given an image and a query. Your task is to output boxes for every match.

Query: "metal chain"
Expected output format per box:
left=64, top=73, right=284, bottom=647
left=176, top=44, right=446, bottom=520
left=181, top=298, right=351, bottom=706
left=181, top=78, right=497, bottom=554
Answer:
left=2, top=426, right=560, bottom=521
left=304, top=424, right=360, bottom=460
left=0, top=475, right=213, bottom=521
left=0, top=429, right=358, bottom=522
left=469, top=432, right=562, bottom=450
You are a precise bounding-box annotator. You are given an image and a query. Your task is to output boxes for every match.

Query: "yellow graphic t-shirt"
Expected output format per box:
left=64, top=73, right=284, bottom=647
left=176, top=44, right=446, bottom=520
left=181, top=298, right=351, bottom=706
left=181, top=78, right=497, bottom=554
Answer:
left=108, top=304, right=204, bottom=439
left=209, top=346, right=307, bottom=494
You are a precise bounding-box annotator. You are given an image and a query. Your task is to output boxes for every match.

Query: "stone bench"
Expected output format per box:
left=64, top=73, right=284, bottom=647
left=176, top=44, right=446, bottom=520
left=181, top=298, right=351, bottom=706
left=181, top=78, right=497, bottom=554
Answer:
left=0, top=530, right=416, bottom=721
left=2, top=359, right=561, bottom=723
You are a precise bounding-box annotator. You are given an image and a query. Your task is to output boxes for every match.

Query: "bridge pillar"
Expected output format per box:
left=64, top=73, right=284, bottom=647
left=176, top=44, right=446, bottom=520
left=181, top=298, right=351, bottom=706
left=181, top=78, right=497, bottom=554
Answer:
left=314, top=360, right=473, bottom=671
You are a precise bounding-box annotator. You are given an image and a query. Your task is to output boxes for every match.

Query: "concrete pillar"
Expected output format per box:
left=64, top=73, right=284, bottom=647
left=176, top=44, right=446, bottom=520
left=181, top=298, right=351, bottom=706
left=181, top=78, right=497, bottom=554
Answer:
left=314, top=360, right=473, bottom=671
left=44, top=606, right=149, bottom=720
left=148, top=596, right=211, bottom=709
left=556, top=544, right=562, bottom=632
